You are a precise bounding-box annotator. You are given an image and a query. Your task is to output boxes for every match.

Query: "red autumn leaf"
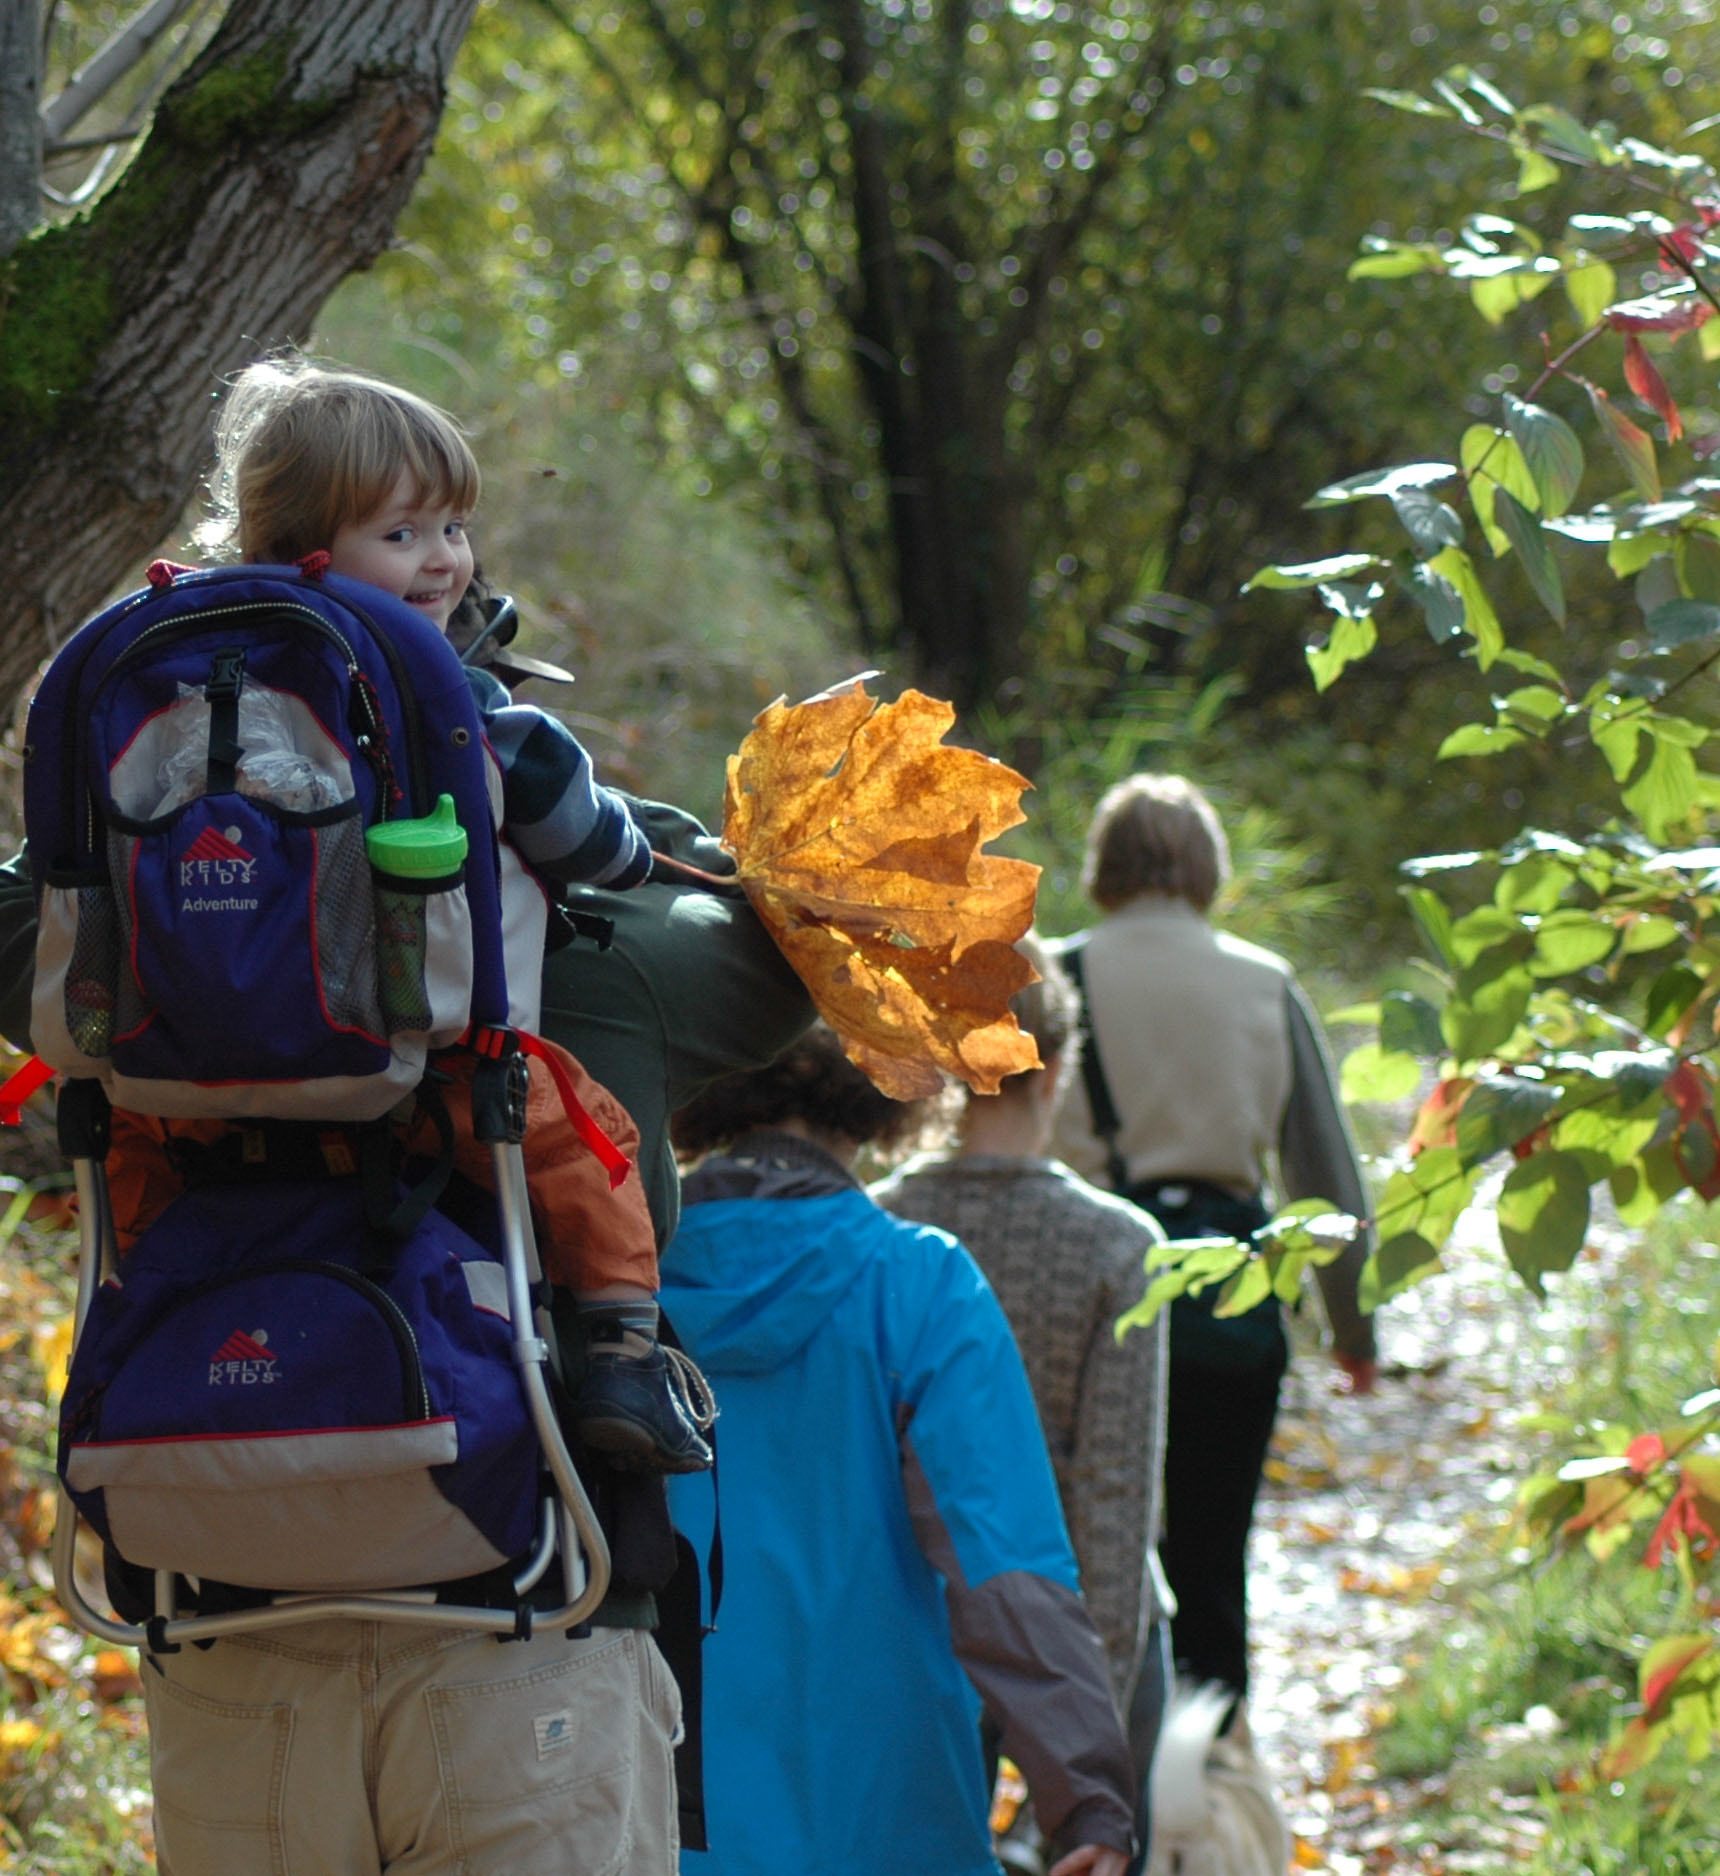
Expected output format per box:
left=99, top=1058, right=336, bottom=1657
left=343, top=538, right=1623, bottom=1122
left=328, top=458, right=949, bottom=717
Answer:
left=1665, top=1060, right=1720, bottom=1197
left=1510, top=1124, right=1554, bottom=1161
left=1641, top=1634, right=1714, bottom=1717
left=1627, top=1432, right=1668, bottom=1475
left=1622, top=333, right=1684, bottom=441
left=1604, top=292, right=1712, bottom=334
left=1644, top=1457, right=1720, bottom=1566
left=1661, top=227, right=1705, bottom=265
left=1407, top=1076, right=1473, bottom=1157
left=1643, top=1478, right=1720, bottom=1570
left=1667, top=1060, right=1710, bottom=1124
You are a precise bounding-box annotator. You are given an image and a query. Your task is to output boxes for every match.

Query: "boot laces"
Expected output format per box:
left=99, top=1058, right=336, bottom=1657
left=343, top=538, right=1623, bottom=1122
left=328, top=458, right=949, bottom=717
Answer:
left=664, top=1345, right=719, bottom=1432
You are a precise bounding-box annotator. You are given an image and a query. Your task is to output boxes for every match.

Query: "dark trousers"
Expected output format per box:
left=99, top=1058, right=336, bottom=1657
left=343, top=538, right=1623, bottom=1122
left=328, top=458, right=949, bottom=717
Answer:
left=1159, top=1338, right=1288, bottom=1699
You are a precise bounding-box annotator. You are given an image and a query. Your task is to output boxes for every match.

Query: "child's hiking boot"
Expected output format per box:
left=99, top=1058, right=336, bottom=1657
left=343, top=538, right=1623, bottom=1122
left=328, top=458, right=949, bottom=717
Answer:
left=575, top=1317, right=717, bottom=1474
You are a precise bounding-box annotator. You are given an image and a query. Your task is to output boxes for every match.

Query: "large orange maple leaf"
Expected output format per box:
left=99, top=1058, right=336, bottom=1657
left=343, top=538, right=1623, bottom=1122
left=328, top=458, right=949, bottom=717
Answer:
left=722, top=677, right=1042, bottom=1099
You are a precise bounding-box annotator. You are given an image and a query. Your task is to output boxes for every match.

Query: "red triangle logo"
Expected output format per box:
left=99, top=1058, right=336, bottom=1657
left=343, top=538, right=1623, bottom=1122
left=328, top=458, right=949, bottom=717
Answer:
left=183, top=827, right=255, bottom=865
left=211, top=1329, right=274, bottom=1364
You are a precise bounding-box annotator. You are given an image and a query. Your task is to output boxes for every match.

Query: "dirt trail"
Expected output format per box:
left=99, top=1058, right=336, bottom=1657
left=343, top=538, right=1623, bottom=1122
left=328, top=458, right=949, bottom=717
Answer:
left=1246, top=1224, right=1588, bottom=1873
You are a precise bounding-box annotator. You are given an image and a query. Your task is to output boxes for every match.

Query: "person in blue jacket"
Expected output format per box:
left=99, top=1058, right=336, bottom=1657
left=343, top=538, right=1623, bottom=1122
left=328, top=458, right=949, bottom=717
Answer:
left=665, top=1026, right=1136, bottom=1876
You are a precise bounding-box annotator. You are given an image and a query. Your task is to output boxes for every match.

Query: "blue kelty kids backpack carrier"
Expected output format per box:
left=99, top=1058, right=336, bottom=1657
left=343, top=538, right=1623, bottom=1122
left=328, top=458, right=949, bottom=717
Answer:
left=14, top=560, right=611, bottom=1644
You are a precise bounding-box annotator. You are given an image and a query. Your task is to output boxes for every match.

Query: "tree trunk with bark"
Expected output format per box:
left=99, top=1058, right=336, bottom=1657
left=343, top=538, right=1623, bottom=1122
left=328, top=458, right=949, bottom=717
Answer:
left=0, top=0, right=43, bottom=257
left=0, top=0, right=479, bottom=708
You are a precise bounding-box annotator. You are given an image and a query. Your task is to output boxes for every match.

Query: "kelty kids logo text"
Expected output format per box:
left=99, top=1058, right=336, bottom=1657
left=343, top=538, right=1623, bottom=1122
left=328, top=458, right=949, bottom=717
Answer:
left=180, top=826, right=259, bottom=910
left=210, top=1329, right=278, bottom=1385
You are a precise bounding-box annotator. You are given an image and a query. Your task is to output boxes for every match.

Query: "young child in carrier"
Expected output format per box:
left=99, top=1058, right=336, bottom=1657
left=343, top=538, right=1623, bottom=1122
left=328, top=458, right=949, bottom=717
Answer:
left=188, top=354, right=713, bottom=1475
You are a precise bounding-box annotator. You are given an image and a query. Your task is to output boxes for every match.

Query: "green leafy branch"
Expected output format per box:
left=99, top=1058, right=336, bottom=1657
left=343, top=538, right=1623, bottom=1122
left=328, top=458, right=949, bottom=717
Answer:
left=1244, top=69, right=1720, bottom=1780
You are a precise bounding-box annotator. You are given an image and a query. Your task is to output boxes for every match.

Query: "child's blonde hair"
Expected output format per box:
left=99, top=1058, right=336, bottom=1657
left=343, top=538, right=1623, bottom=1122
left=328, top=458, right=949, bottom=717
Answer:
left=201, top=354, right=481, bottom=564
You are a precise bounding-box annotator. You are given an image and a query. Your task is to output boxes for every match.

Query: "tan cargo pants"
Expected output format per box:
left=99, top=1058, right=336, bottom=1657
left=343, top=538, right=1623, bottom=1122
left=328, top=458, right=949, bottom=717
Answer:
left=142, top=1620, right=681, bottom=1875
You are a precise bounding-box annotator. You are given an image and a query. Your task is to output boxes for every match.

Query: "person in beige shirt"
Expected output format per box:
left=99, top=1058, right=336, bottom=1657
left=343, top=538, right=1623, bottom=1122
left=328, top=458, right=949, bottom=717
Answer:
left=1050, top=773, right=1376, bottom=1707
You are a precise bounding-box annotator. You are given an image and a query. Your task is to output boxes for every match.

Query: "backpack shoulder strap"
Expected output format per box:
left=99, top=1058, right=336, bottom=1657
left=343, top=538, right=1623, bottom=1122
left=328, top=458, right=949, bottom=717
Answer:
left=1063, top=937, right=1130, bottom=1196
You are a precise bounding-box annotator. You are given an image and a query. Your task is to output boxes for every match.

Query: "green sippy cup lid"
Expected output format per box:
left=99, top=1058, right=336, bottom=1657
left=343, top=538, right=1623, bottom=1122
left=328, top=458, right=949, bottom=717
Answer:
left=366, top=794, right=469, bottom=879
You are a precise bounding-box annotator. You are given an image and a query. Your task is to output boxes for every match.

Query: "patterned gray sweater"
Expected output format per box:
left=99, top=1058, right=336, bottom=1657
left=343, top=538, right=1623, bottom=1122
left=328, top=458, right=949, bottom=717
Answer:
left=873, top=1153, right=1171, bottom=1702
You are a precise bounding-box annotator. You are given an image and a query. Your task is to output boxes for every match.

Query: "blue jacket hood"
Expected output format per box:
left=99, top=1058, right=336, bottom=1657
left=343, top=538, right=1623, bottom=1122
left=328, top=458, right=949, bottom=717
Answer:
left=662, top=1189, right=886, bottom=1375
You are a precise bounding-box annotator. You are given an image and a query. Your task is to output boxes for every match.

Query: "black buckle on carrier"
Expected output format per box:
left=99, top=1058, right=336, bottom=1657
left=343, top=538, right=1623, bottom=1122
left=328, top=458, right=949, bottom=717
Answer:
left=204, top=646, right=247, bottom=792
left=468, top=1030, right=529, bottom=1146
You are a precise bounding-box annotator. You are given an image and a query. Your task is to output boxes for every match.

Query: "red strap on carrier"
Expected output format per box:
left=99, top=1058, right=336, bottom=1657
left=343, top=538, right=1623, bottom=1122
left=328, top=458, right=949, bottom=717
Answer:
left=0, top=1056, right=54, bottom=1127
left=0, top=1036, right=634, bottom=1195
left=469, top=1026, right=633, bottom=1191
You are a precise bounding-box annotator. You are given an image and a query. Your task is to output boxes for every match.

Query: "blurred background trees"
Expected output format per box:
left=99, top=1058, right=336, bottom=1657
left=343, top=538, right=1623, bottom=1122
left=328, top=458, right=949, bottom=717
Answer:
left=10, top=5, right=1720, bottom=1855
left=313, top=0, right=1720, bottom=942
left=14, top=0, right=1720, bottom=929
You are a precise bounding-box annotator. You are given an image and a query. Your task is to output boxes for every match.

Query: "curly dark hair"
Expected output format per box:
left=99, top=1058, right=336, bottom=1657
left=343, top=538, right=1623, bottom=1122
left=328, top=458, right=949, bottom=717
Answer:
left=671, top=1025, right=935, bottom=1159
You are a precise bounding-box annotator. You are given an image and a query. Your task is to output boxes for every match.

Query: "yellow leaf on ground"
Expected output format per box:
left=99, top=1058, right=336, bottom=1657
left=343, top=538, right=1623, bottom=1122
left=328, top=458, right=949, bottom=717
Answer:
left=1321, top=1737, right=1369, bottom=1793
left=33, top=1313, right=73, bottom=1409
left=0, top=1612, right=65, bottom=1686
left=90, top=1647, right=142, bottom=1703
left=723, top=678, right=1041, bottom=1097
left=1338, top=1562, right=1445, bottom=1599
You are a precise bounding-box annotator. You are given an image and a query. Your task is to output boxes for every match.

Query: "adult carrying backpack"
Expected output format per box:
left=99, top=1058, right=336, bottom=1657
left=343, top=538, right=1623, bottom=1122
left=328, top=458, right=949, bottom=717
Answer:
left=23, top=561, right=512, bottom=1120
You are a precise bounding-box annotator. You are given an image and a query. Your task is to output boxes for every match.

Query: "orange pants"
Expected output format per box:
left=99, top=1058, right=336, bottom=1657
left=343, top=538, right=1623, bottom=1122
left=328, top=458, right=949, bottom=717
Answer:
left=103, top=1039, right=658, bottom=1293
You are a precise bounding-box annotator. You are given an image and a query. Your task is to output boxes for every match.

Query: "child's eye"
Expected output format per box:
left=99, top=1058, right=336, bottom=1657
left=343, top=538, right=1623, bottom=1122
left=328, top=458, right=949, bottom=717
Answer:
left=446, top=520, right=467, bottom=541
left=384, top=526, right=415, bottom=544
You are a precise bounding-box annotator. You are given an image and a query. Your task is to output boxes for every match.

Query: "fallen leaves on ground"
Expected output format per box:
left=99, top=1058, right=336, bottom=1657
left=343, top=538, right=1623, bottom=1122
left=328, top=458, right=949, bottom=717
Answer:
left=1250, top=1211, right=1649, bottom=1872
left=722, top=677, right=1041, bottom=1097
left=89, top=1648, right=141, bottom=1704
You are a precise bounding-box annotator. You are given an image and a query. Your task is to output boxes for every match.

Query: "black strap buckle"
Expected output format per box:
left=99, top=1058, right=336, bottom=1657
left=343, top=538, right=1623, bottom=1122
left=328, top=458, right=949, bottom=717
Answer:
left=468, top=1032, right=529, bottom=1145
left=205, top=647, right=247, bottom=790
left=204, top=647, right=246, bottom=702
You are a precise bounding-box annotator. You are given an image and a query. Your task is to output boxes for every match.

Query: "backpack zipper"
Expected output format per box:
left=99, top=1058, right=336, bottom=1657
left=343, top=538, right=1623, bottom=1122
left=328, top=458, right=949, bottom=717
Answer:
left=77, top=600, right=378, bottom=851
left=107, top=601, right=360, bottom=674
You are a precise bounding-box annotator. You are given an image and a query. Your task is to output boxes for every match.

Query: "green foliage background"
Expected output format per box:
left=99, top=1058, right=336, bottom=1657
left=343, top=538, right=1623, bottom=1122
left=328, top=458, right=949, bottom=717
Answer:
left=301, top=0, right=1720, bottom=952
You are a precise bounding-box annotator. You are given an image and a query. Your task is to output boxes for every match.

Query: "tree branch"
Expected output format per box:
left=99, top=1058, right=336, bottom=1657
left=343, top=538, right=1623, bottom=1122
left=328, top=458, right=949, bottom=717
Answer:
left=41, top=0, right=203, bottom=142
left=0, top=0, right=44, bottom=256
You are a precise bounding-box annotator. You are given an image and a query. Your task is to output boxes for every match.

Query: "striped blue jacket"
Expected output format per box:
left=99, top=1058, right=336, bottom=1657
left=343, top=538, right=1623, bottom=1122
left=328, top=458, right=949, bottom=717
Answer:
left=466, top=667, right=651, bottom=890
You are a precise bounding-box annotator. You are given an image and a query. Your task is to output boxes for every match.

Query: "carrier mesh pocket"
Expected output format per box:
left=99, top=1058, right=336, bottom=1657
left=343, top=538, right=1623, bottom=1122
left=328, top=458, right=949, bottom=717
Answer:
left=106, top=831, right=149, bottom=1042
left=313, top=817, right=382, bottom=1033
left=64, top=883, right=121, bottom=1058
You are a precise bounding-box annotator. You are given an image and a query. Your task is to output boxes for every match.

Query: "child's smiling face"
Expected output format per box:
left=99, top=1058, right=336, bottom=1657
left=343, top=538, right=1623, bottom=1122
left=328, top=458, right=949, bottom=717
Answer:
left=329, top=471, right=474, bottom=631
